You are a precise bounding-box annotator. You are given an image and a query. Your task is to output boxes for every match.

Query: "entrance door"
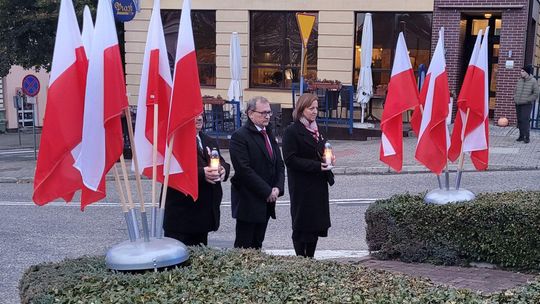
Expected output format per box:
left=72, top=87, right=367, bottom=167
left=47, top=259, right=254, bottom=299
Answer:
left=461, top=14, right=501, bottom=118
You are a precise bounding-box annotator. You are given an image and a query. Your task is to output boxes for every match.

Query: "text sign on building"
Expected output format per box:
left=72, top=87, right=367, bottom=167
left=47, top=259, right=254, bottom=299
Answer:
left=22, top=74, right=40, bottom=97
left=296, top=13, right=316, bottom=48
left=112, top=0, right=136, bottom=22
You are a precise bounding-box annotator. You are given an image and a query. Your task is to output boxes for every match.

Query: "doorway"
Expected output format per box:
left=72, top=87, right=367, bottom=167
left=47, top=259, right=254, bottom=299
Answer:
left=461, top=13, right=501, bottom=118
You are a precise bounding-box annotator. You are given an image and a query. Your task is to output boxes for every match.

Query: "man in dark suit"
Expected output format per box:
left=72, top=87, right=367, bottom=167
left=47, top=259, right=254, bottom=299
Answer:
left=230, top=96, right=285, bottom=249
left=163, top=114, right=230, bottom=246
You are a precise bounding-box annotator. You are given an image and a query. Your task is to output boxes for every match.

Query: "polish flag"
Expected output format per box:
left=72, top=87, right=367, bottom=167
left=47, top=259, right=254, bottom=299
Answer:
left=74, top=0, right=129, bottom=209
left=33, top=0, right=87, bottom=205
left=133, top=0, right=172, bottom=180
left=448, top=28, right=490, bottom=170
left=380, top=33, right=419, bottom=172
left=166, top=0, right=203, bottom=200
left=415, top=28, right=451, bottom=175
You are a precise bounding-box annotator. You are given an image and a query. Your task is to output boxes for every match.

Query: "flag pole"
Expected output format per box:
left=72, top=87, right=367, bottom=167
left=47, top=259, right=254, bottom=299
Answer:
left=124, top=108, right=150, bottom=242
left=455, top=108, right=471, bottom=190
left=113, top=164, right=136, bottom=242
left=151, top=103, right=159, bottom=237
left=157, top=136, right=175, bottom=239
left=119, top=154, right=140, bottom=239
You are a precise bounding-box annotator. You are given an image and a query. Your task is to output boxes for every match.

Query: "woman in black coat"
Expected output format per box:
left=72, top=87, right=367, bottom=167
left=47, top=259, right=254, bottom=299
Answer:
left=163, top=114, right=230, bottom=246
left=282, top=93, right=335, bottom=257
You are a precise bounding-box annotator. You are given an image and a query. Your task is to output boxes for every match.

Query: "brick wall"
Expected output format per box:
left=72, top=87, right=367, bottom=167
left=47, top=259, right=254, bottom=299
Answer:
left=433, top=0, right=530, bottom=125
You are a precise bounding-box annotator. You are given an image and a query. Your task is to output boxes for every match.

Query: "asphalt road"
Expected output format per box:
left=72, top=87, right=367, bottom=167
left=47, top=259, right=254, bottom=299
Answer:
left=1, top=170, right=540, bottom=303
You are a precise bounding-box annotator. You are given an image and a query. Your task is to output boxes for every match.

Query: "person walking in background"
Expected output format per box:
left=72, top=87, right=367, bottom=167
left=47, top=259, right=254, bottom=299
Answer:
left=229, top=96, right=285, bottom=249
left=282, top=93, right=335, bottom=258
left=514, top=64, right=539, bottom=143
left=163, top=114, right=230, bottom=246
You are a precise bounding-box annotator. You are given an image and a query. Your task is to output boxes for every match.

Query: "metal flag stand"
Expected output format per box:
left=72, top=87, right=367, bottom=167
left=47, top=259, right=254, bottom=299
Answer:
left=105, top=104, right=189, bottom=271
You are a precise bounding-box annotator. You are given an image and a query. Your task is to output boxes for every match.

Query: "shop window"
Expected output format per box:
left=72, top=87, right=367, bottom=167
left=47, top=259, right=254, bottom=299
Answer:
left=250, top=11, right=318, bottom=89
left=161, top=10, right=216, bottom=87
left=354, top=12, right=432, bottom=95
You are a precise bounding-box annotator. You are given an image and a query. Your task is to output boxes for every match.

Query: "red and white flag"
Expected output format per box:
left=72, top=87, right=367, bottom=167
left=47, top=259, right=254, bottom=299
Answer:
left=415, top=28, right=451, bottom=175
left=74, top=0, right=128, bottom=209
left=166, top=0, right=203, bottom=200
left=133, top=0, right=172, bottom=180
left=448, top=28, right=490, bottom=170
left=380, top=32, right=419, bottom=172
left=81, top=5, right=94, bottom=55
left=33, top=0, right=87, bottom=205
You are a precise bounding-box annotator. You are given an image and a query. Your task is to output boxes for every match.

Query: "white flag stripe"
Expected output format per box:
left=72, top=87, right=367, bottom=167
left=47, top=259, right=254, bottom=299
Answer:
left=463, top=27, right=490, bottom=152
left=49, top=0, right=83, bottom=85
left=133, top=0, right=172, bottom=174
left=381, top=133, right=396, bottom=156
left=390, top=33, right=412, bottom=77
left=82, top=5, right=94, bottom=55
left=75, top=0, right=120, bottom=190
left=417, top=28, right=448, bottom=143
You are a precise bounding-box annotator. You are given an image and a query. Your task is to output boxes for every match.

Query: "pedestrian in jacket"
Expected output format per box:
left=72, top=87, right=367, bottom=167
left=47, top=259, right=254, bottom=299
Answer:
left=282, top=93, right=335, bottom=258
left=514, top=64, right=539, bottom=143
left=163, top=114, right=230, bottom=246
left=229, top=96, right=285, bottom=249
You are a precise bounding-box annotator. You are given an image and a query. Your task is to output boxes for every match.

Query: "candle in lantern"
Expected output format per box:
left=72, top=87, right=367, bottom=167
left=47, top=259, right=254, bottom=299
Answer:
left=324, top=142, right=333, bottom=166
left=210, top=148, right=220, bottom=170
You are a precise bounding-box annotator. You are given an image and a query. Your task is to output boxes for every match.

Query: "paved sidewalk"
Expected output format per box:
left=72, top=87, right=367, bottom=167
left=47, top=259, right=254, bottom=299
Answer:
left=359, top=258, right=537, bottom=294
left=1, top=125, right=539, bottom=182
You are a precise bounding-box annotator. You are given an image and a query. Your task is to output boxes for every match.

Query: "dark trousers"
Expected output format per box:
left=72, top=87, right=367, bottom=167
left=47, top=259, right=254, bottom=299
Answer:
left=293, top=239, right=318, bottom=258
left=516, top=104, right=533, bottom=139
left=234, top=219, right=269, bottom=250
left=165, top=231, right=208, bottom=246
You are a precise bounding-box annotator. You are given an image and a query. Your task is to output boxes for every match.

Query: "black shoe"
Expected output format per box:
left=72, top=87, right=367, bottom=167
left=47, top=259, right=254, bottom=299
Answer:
left=516, top=137, right=524, bottom=142
left=524, top=138, right=530, bottom=143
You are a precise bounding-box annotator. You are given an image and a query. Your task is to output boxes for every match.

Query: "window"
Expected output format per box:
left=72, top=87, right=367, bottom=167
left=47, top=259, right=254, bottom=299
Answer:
left=161, top=10, right=216, bottom=87
left=250, top=11, right=318, bottom=89
left=354, top=12, right=432, bottom=95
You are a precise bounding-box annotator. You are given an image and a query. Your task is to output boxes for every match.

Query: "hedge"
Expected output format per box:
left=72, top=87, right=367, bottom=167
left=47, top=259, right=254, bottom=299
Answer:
left=365, top=191, right=540, bottom=270
left=20, top=247, right=540, bottom=304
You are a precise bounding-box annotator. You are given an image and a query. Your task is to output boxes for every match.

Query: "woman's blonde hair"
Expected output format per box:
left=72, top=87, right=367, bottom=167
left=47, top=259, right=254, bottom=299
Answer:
left=292, top=93, right=318, bottom=121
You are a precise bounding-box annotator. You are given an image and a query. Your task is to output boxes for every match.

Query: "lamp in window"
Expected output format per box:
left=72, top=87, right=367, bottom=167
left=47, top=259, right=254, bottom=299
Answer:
left=264, top=52, right=272, bottom=62
left=484, top=13, right=492, bottom=19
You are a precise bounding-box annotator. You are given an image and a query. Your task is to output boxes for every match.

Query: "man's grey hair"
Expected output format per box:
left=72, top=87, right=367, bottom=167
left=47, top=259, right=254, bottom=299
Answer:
left=246, top=96, right=270, bottom=114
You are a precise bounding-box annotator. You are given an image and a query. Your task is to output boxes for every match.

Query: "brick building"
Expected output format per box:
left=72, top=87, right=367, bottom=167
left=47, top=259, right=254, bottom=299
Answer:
left=432, top=0, right=540, bottom=124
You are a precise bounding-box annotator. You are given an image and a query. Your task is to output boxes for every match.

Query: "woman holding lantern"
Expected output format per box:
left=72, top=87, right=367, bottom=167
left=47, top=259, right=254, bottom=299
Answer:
left=282, top=93, right=335, bottom=258
left=163, top=114, right=230, bottom=246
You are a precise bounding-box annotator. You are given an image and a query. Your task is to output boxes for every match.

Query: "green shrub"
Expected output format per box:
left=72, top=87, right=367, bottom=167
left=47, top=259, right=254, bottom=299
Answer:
left=17, top=247, right=512, bottom=303
left=365, top=191, right=540, bottom=269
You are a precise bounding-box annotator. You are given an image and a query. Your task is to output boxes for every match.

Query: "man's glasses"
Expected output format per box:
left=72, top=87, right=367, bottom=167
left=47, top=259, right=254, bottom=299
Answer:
left=253, top=110, right=273, bottom=117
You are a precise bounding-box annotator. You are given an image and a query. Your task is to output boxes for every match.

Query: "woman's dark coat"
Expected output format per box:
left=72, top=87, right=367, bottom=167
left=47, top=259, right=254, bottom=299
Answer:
left=229, top=119, right=285, bottom=223
left=282, top=121, right=334, bottom=233
left=163, top=132, right=230, bottom=234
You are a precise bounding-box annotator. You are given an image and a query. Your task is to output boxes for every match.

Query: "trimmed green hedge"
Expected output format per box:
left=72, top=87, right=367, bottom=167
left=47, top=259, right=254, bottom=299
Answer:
left=366, top=191, right=540, bottom=270
left=20, top=247, right=539, bottom=304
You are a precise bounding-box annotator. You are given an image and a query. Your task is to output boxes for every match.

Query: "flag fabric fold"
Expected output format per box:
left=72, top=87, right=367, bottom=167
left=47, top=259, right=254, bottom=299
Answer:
left=415, top=28, right=451, bottom=175
left=74, top=0, right=128, bottom=209
left=379, top=32, right=419, bottom=172
left=33, top=0, right=87, bottom=205
left=166, top=0, right=203, bottom=200
left=133, top=0, right=172, bottom=181
left=448, top=27, right=490, bottom=170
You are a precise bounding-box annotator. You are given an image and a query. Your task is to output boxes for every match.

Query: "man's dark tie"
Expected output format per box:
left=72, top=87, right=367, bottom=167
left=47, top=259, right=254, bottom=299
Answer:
left=196, top=135, right=203, bottom=153
left=260, top=129, right=273, bottom=159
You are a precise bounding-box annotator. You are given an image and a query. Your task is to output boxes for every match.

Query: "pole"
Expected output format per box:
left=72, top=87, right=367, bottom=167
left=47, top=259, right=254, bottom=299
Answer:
left=113, top=164, right=136, bottom=241
left=158, top=136, right=175, bottom=239
left=124, top=108, right=150, bottom=242
left=119, top=154, right=140, bottom=239
left=151, top=103, right=158, bottom=237
left=32, top=102, right=37, bottom=160
left=299, top=46, right=305, bottom=97
left=455, top=108, right=471, bottom=190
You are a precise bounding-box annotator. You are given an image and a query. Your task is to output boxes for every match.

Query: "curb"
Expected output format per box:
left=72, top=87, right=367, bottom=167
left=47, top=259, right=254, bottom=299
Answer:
left=3, top=166, right=539, bottom=184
